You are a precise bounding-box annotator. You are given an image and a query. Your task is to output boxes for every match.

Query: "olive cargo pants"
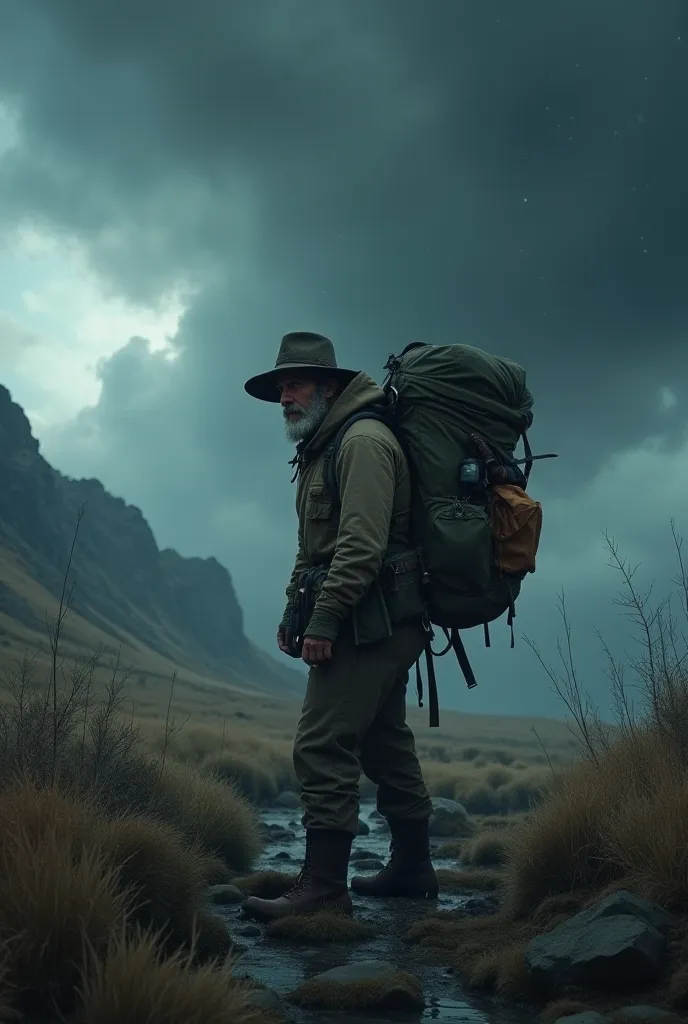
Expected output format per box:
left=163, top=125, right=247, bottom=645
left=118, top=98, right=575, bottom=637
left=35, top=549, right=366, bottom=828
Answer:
left=293, top=621, right=433, bottom=835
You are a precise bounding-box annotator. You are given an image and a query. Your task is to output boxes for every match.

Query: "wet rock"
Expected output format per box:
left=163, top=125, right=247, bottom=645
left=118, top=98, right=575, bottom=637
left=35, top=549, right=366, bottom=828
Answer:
left=357, top=818, right=371, bottom=836
left=555, top=1014, right=611, bottom=1024
left=614, top=1008, right=683, bottom=1023
left=352, top=858, right=385, bottom=871
left=351, top=847, right=375, bottom=861
left=368, top=809, right=385, bottom=821
left=525, top=891, right=673, bottom=991
left=262, top=823, right=297, bottom=843
left=236, top=924, right=262, bottom=937
left=207, top=884, right=244, bottom=905
left=290, top=959, right=424, bottom=1012
left=428, top=798, right=472, bottom=837
left=288, top=819, right=300, bottom=829
left=462, top=895, right=499, bottom=916
left=275, top=790, right=301, bottom=809
left=273, top=850, right=293, bottom=861
left=247, top=987, right=283, bottom=1012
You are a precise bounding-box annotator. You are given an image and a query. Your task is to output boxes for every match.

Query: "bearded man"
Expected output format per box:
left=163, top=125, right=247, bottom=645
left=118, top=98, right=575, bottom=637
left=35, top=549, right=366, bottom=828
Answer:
left=242, top=331, right=437, bottom=921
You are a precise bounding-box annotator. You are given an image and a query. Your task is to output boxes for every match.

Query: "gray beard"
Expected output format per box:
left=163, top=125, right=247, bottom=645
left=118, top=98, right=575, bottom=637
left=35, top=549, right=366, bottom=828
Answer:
left=284, top=387, right=330, bottom=444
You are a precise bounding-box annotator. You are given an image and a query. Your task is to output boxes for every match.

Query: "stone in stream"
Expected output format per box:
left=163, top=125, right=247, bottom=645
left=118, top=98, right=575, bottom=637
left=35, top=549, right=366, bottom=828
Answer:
left=357, top=817, right=371, bottom=835
left=351, top=858, right=385, bottom=871
left=525, top=890, right=675, bottom=991
left=554, top=1014, right=611, bottom=1024
left=427, top=798, right=472, bottom=837
left=290, top=959, right=424, bottom=1012
left=207, top=884, right=244, bottom=905
left=350, top=847, right=375, bottom=861
left=247, top=987, right=283, bottom=1012
left=614, top=1008, right=683, bottom=1023
left=262, top=823, right=297, bottom=843
left=272, top=850, right=293, bottom=861
left=274, top=790, right=301, bottom=809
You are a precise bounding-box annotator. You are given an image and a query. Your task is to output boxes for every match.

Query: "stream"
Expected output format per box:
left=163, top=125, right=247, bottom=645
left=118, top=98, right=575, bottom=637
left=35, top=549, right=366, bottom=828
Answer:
left=213, top=801, right=534, bottom=1024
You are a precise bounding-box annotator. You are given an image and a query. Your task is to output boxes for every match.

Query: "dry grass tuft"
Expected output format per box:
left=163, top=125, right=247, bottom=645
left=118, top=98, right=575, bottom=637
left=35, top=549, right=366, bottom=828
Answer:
left=232, top=871, right=299, bottom=899
left=0, top=780, right=134, bottom=1016
left=462, top=829, right=511, bottom=867
left=96, top=812, right=210, bottom=952
left=76, top=921, right=261, bottom=1024
left=468, top=941, right=537, bottom=1000
left=289, top=969, right=424, bottom=1012
left=435, top=840, right=463, bottom=859
left=151, top=760, right=262, bottom=871
left=437, top=868, right=505, bottom=892
left=266, top=910, right=374, bottom=943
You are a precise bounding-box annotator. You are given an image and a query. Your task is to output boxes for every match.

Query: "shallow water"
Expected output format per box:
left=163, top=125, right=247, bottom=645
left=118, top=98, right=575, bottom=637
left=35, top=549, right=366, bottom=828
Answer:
left=213, top=801, right=534, bottom=1023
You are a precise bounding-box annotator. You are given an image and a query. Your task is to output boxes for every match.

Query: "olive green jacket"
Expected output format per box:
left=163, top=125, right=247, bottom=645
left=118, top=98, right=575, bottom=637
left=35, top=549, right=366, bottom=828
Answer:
left=281, top=372, right=414, bottom=643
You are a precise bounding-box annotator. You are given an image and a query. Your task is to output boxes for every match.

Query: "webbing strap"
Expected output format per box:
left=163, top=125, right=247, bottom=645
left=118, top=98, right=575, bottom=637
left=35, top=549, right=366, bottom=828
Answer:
left=451, top=629, right=478, bottom=690
left=414, top=641, right=440, bottom=728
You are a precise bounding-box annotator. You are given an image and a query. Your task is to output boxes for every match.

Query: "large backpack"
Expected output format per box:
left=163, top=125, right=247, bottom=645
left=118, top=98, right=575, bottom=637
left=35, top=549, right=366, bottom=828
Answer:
left=323, top=341, right=557, bottom=726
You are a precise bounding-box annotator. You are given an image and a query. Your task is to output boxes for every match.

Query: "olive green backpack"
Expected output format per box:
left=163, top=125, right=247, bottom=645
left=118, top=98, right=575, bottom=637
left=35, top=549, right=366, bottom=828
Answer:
left=324, top=342, right=557, bottom=725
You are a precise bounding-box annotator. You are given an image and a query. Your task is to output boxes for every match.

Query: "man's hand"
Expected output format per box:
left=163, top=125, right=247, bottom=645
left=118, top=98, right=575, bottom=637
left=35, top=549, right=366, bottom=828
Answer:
left=277, top=626, right=291, bottom=655
left=301, top=636, right=332, bottom=666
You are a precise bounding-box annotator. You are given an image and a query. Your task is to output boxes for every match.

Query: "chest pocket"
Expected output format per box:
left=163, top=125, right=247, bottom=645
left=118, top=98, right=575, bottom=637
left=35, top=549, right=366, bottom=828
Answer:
left=305, top=485, right=334, bottom=521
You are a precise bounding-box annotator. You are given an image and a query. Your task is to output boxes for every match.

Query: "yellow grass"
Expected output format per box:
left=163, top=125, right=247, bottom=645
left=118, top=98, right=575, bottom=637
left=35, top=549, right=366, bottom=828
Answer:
left=289, top=969, right=424, bottom=1012
left=266, top=910, right=374, bottom=943
left=76, top=921, right=262, bottom=1024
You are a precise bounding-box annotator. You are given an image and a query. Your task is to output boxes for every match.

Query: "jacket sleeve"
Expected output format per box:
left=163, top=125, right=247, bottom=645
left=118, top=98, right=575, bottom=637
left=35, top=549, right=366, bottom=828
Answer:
left=280, top=525, right=308, bottom=630
left=305, top=432, right=395, bottom=642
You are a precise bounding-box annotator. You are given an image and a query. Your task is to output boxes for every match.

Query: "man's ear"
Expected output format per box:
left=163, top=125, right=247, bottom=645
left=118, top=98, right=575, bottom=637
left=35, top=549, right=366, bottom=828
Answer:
left=323, top=377, right=339, bottom=400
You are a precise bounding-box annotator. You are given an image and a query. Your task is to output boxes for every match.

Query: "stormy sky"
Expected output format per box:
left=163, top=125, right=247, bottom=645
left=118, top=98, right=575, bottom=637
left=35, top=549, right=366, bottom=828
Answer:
left=0, top=0, right=687, bottom=720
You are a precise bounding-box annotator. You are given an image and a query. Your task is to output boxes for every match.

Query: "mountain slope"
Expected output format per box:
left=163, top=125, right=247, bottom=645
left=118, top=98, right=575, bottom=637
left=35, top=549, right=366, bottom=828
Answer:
left=0, top=385, right=303, bottom=698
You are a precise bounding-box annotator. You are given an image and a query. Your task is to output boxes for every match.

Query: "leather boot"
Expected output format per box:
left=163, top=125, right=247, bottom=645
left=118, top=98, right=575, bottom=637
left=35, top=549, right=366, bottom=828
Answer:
left=351, top=817, right=438, bottom=899
left=242, top=829, right=353, bottom=922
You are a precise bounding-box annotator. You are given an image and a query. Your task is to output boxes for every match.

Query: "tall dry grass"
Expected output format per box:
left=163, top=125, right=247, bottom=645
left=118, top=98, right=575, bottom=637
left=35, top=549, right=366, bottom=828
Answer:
left=0, top=509, right=262, bottom=1021
left=407, top=526, right=688, bottom=1011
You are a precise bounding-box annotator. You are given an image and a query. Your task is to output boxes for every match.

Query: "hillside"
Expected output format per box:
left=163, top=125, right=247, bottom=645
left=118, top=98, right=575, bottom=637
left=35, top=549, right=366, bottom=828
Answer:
left=0, top=384, right=304, bottom=699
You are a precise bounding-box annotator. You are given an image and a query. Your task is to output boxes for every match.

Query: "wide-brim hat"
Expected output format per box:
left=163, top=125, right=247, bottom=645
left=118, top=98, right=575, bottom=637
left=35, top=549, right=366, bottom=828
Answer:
left=244, top=331, right=360, bottom=403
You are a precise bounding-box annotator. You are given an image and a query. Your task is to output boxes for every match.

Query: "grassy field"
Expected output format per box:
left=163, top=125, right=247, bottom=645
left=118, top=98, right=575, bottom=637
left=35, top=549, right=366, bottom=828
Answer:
left=0, top=573, right=578, bottom=1020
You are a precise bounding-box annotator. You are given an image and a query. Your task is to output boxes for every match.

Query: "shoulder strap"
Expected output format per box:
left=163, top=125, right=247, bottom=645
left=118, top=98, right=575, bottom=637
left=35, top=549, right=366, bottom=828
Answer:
left=322, top=409, right=391, bottom=507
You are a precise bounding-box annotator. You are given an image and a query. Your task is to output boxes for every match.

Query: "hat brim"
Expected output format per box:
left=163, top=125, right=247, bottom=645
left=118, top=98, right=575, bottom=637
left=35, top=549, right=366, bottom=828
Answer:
left=244, top=363, right=359, bottom=403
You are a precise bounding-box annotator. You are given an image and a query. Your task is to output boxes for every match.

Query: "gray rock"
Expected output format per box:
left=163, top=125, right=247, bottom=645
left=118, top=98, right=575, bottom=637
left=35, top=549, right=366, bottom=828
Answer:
left=274, top=790, right=301, bottom=809
left=525, top=891, right=673, bottom=990
left=263, top=823, right=297, bottom=842
left=299, top=960, right=424, bottom=1011
left=357, top=818, right=371, bottom=836
left=273, top=850, right=292, bottom=860
left=428, top=798, right=472, bottom=837
left=368, top=809, right=386, bottom=821
left=247, top=987, right=283, bottom=1012
left=614, top=1007, right=682, bottom=1023
left=351, top=858, right=385, bottom=871
left=571, top=891, right=675, bottom=933
left=207, top=884, right=244, bottom=905
left=554, top=1014, right=611, bottom=1024
left=351, top=847, right=375, bottom=861
left=236, top=924, right=262, bottom=937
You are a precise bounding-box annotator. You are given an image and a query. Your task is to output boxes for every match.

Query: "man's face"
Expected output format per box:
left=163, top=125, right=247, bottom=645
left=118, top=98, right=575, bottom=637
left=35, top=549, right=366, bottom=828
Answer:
left=278, top=375, right=336, bottom=443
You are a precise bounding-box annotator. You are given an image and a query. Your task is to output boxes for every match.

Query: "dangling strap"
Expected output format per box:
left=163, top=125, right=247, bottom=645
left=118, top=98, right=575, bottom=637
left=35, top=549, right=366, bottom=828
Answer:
left=451, top=629, right=478, bottom=689
left=425, top=643, right=440, bottom=729
left=415, top=659, right=424, bottom=710
left=483, top=622, right=491, bottom=648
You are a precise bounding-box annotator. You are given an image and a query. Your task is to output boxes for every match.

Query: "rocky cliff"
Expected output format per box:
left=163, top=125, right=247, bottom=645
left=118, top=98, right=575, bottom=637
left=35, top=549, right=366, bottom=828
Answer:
left=0, top=385, right=303, bottom=695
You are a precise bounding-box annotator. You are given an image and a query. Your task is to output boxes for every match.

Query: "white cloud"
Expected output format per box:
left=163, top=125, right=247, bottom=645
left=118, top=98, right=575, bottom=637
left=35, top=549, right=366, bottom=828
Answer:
left=659, top=385, right=678, bottom=412
left=0, top=224, right=188, bottom=430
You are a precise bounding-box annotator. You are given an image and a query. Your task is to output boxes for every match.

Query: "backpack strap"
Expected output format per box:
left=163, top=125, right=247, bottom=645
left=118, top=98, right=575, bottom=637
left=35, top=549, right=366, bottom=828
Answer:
left=322, top=408, right=391, bottom=506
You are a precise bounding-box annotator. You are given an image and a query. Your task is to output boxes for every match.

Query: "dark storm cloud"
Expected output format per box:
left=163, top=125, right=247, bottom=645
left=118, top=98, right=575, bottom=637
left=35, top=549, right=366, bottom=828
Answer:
left=1, top=0, right=687, bottom=715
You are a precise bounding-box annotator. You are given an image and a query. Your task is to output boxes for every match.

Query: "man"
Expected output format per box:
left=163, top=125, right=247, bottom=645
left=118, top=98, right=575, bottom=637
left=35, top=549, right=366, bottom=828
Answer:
left=242, top=331, right=437, bottom=921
